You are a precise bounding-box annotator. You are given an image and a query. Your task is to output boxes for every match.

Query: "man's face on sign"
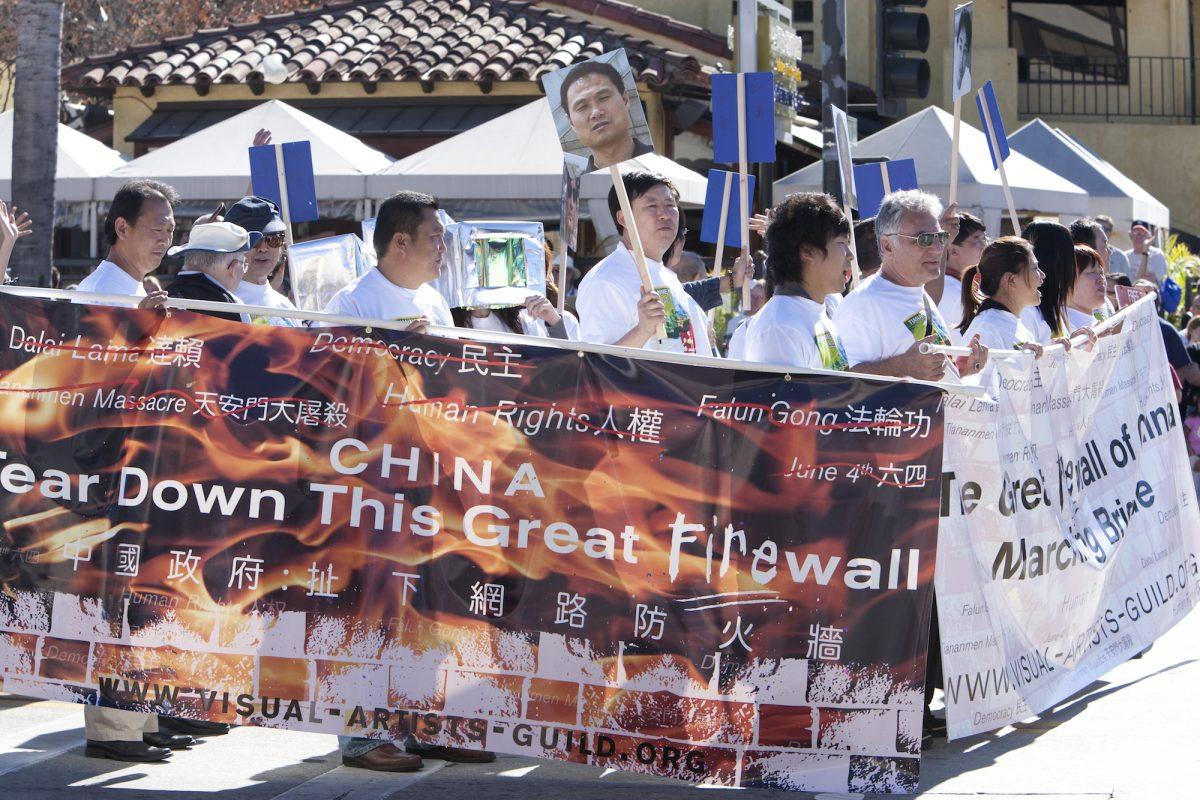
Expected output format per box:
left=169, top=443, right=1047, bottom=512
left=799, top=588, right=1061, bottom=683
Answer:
left=566, top=72, right=632, bottom=154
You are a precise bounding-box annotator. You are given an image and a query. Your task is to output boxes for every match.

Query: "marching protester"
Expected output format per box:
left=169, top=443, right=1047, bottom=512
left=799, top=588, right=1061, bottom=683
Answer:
left=1019, top=221, right=1088, bottom=345
left=852, top=217, right=882, bottom=282
left=164, top=221, right=257, bottom=322
left=577, top=171, right=713, bottom=356
left=320, top=191, right=490, bottom=771
left=76, top=180, right=177, bottom=310
left=740, top=192, right=852, bottom=370
left=223, top=196, right=304, bottom=326
left=1094, top=215, right=1130, bottom=275
left=1126, top=220, right=1167, bottom=284
left=957, top=237, right=1045, bottom=358
left=1068, top=245, right=1111, bottom=329
left=323, top=191, right=454, bottom=331
left=937, top=211, right=987, bottom=333
left=451, top=241, right=579, bottom=340
left=832, top=190, right=987, bottom=381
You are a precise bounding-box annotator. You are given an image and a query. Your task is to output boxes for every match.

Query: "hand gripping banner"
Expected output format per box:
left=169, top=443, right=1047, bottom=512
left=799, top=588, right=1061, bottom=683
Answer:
left=0, top=292, right=943, bottom=793
left=937, top=298, right=1200, bottom=738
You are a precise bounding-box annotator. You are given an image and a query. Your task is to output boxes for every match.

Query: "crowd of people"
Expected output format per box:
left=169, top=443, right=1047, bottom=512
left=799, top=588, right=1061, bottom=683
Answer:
left=1, top=160, right=1199, bottom=769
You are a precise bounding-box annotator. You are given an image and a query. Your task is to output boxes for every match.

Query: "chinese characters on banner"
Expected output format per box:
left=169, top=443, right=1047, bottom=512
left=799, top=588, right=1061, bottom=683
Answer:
left=0, top=293, right=943, bottom=793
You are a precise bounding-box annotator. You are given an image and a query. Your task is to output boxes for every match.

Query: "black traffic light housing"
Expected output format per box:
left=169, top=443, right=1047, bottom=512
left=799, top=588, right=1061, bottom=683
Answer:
left=876, top=0, right=931, bottom=117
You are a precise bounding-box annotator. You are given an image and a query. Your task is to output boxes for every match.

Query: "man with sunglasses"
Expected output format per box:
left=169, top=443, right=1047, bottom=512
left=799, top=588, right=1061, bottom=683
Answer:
left=225, top=196, right=303, bottom=326
left=833, top=190, right=987, bottom=382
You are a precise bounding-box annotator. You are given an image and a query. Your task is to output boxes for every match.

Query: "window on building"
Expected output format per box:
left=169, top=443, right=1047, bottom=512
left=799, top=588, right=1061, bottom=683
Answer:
left=1011, top=1, right=1128, bottom=82
left=792, top=1, right=814, bottom=23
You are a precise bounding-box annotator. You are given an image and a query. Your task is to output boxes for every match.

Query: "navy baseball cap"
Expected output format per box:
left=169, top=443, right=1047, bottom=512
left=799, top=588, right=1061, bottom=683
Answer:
left=225, top=196, right=287, bottom=235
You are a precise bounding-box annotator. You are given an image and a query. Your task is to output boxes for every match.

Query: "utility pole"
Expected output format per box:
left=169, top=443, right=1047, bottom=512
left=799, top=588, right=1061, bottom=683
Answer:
left=821, top=0, right=848, bottom=199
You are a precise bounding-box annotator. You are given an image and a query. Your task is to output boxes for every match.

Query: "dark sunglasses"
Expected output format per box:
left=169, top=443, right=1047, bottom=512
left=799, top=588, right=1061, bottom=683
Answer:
left=260, top=233, right=287, bottom=248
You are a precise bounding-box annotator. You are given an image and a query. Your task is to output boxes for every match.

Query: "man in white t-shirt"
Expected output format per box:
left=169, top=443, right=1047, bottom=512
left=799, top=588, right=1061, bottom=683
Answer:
left=75, top=180, right=176, bottom=311
left=741, top=192, right=852, bottom=370
left=1094, top=214, right=1130, bottom=275
left=938, top=211, right=986, bottom=333
left=325, top=192, right=495, bottom=773
left=225, top=196, right=303, bottom=326
left=1125, top=220, right=1167, bottom=285
left=833, top=190, right=987, bottom=381
left=577, top=171, right=713, bottom=356
left=322, top=191, right=454, bottom=331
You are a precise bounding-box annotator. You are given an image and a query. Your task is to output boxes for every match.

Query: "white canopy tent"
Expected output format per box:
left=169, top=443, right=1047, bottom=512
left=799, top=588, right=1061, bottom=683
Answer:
left=367, top=98, right=708, bottom=227
left=773, top=106, right=1089, bottom=235
left=1, top=110, right=126, bottom=201
left=1009, top=119, right=1169, bottom=236
left=95, top=100, right=392, bottom=212
left=1, top=110, right=128, bottom=255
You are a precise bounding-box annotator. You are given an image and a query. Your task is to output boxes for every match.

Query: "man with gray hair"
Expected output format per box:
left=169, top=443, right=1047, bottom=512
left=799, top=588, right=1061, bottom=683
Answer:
left=832, top=190, right=987, bottom=381
left=165, top=221, right=257, bottom=322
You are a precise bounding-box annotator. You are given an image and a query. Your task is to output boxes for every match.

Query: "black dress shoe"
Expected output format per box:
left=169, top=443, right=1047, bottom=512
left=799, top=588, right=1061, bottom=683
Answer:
left=157, top=715, right=231, bottom=736
left=406, top=743, right=496, bottom=763
left=85, top=739, right=172, bottom=762
left=143, top=731, right=198, bottom=750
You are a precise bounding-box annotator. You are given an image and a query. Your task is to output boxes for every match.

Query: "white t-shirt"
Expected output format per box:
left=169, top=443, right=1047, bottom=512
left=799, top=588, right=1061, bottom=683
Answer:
left=823, top=291, right=843, bottom=318
left=577, top=244, right=713, bottom=356
left=1067, top=306, right=1104, bottom=332
left=726, top=318, right=748, bottom=360
left=1019, top=307, right=1056, bottom=343
left=467, top=308, right=581, bottom=341
left=938, top=274, right=964, bottom=342
left=235, top=280, right=303, bottom=327
left=832, top=273, right=953, bottom=366
left=1107, top=247, right=1131, bottom=276
left=963, top=307, right=1036, bottom=351
left=74, top=260, right=146, bottom=305
left=322, top=268, right=453, bottom=327
left=1122, top=247, right=1167, bottom=283
left=743, top=294, right=849, bottom=371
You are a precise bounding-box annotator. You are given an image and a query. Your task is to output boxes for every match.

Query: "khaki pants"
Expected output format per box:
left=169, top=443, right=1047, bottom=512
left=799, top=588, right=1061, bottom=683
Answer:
left=83, top=707, right=158, bottom=742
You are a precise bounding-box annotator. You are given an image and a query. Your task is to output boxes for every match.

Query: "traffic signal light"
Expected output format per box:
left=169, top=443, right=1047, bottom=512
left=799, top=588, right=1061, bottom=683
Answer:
left=876, top=0, right=930, bottom=117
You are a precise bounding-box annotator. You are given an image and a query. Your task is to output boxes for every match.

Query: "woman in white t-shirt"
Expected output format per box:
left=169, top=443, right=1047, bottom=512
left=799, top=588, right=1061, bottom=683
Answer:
left=452, top=291, right=580, bottom=341
left=958, top=237, right=1046, bottom=354
left=741, top=192, right=853, bottom=371
left=1019, top=221, right=1095, bottom=347
left=1067, top=245, right=1110, bottom=332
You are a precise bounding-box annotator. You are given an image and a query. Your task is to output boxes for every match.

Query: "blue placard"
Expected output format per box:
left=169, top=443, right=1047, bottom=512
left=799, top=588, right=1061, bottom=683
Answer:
left=975, top=80, right=1011, bottom=170
left=852, top=159, right=919, bottom=218
left=249, top=141, right=319, bottom=224
left=711, top=72, right=776, bottom=164
left=699, top=169, right=757, bottom=249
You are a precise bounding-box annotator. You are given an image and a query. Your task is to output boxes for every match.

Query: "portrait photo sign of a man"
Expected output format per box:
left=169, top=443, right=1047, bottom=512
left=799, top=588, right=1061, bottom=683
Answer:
left=542, top=49, right=656, bottom=173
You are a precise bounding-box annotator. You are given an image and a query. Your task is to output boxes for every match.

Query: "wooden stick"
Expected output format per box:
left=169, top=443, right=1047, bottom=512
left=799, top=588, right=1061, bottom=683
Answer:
left=609, top=164, right=666, bottom=340
left=557, top=241, right=569, bottom=316
left=713, top=171, right=732, bottom=304
left=949, top=97, right=962, bottom=207
left=881, top=162, right=892, bottom=196
left=736, top=73, right=752, bottom=310
left=273, top=143, right=298, bottom=302
left=976, top=96, right=1020, bottom=235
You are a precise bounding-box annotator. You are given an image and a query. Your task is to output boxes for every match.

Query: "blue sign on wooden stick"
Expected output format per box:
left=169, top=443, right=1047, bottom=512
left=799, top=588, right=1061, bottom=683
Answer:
left=711, top=72, right=776, bottom=163
left=975, top=80, right=1011, bottom=170
left=852, top=159, right=919, bottom=218
left=699, top=169, right=757, bottom=249
left=249, top=141, right=319, bottom=224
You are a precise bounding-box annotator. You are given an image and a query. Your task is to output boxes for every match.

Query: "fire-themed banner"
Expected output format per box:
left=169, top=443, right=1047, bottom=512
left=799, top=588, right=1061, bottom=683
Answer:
left=0, top=291, right=944, bottom=793
left=937, top=297, right=1200, bottom=739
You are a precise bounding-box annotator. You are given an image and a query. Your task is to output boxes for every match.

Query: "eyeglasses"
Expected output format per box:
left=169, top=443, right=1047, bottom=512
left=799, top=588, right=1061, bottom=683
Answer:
left=891, top=231, right=950, bottom=248
left=260, top=234, right=287, bottom=248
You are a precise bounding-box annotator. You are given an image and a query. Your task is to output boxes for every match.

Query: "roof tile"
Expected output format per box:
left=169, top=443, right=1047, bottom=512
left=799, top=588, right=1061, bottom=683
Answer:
left=63, top=0, right=708, bottom=92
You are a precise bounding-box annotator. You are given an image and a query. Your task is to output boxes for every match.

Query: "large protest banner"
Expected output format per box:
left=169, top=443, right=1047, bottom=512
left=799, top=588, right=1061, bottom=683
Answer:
left=938, top=298, right=1200, bottom=739
left=0, top=292, right=943, bottom=793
